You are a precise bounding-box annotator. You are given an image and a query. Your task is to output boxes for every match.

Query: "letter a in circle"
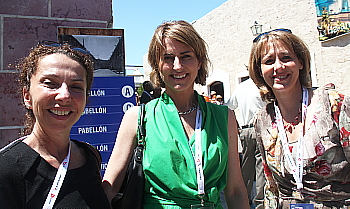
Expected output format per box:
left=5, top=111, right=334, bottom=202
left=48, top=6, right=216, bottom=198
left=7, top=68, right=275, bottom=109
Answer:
left=122, top=85, right=134, bottom=98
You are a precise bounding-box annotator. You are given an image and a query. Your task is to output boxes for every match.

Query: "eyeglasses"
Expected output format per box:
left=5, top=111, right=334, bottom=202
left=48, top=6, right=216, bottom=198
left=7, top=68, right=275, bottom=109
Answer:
left=253, top=29, right=292, bottom=43
left=38, top=40, right=91, bottom=55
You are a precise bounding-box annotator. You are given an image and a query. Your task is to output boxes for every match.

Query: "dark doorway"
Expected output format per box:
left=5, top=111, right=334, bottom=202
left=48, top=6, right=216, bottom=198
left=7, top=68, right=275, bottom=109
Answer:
left=210, top=81, right=224, bottom=101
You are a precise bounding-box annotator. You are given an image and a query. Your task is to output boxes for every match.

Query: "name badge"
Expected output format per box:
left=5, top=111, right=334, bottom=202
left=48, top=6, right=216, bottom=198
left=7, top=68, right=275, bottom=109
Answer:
left=290, top=203, right=314, bottom=209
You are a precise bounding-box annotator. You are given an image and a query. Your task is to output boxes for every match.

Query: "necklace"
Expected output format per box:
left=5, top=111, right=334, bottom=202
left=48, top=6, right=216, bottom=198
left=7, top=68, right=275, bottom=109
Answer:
left=283, top=107, right=302, bottom=132
left=178, top=104, right=197, bottom=115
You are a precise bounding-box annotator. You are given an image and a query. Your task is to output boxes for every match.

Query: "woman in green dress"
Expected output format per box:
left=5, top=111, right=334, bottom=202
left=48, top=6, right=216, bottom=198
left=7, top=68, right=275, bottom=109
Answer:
left=103, top=20, right=249, bottom=209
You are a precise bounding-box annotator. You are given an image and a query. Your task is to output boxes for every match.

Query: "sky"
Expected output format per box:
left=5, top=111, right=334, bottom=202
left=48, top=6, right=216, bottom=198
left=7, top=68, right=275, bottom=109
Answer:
left=112, top=0, right=227, bottom=73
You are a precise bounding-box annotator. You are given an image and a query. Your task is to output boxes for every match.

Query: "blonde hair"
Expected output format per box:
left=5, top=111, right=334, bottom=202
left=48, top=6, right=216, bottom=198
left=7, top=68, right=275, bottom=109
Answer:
left=248, top=30, right=311, bottom=101
left=148, top=20, right=210, bottom=87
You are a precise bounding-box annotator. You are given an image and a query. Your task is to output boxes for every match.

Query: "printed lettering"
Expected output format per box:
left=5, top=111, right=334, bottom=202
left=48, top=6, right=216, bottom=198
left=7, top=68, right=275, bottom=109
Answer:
left=90, top=89, right=106, bottom=97
left=83, top=106, right=107, bottom=115
left=78, top=126, right=108, bottom=134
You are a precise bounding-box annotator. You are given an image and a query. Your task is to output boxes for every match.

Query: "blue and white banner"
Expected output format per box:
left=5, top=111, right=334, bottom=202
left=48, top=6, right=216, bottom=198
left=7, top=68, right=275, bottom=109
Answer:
left=71, top=76, right=136, bottom=176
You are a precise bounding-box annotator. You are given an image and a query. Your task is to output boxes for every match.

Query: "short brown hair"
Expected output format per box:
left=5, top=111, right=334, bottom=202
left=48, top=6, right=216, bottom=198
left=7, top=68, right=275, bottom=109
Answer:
left=148, top=20, right=210, bottom=87
left=18, top=43, right=94, bottom=135
left=248, top=30, right=311, bottom=101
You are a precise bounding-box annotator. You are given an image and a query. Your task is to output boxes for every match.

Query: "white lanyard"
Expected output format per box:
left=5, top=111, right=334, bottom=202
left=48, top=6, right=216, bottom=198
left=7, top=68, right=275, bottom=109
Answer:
left=194, top=105, right=205, bottom=198
left=274, top=87, right=308, bottom=189
left=43, top=142, right=71, bottom=209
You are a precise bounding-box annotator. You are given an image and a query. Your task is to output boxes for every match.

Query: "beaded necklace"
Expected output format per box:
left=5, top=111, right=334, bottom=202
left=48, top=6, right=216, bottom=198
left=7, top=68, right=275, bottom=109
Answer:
left=178, top=105, right=197, bottom=115
left=283, top=107, right=302, bottom=132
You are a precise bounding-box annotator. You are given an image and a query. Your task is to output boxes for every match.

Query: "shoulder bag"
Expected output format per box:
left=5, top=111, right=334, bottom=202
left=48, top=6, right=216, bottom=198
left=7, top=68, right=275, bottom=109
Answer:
left=111, top=104, right=146, bottom=209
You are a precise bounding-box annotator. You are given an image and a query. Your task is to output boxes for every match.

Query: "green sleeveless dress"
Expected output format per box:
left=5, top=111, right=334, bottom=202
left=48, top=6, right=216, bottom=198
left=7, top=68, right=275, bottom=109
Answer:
left=142, top=91, right=228, bottom=209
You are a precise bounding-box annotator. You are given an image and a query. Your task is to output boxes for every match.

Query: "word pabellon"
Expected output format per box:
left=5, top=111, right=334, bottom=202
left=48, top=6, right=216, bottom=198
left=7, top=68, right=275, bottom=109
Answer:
left=83, top=106, right=107, bottom=115
left=89, top=89, right=106, bottom=97
left=78, top=126, right=107, bottom=134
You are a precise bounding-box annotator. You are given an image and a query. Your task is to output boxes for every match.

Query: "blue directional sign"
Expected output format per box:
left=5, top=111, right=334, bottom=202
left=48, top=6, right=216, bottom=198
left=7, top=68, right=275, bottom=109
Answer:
left=70, top=76, right=136, bottom=176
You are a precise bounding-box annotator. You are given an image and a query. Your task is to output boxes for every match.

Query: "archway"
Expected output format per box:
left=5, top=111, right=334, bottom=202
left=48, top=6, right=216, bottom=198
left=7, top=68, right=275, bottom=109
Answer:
left=209, top=81, right=224, bottom=101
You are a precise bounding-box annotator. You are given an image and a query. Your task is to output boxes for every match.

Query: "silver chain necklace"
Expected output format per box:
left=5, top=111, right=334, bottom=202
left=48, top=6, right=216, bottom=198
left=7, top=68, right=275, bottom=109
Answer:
left=178, top=105, right=197, bottom=115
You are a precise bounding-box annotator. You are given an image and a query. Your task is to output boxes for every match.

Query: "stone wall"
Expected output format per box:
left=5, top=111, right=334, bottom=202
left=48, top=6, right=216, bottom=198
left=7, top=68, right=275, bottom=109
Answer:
left=0, top=73, right=23, bottom=147
left=0, top=0, right=112, bottom=147
left=192, top=0, right=350, bottom=96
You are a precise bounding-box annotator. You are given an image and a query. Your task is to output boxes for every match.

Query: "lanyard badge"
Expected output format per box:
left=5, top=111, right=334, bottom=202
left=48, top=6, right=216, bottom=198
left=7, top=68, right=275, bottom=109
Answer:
left=274, top=87, right=308, bottom=191
left=43, top=142, right=71, bottom=209
left=191, top=105, right=214, bottom=209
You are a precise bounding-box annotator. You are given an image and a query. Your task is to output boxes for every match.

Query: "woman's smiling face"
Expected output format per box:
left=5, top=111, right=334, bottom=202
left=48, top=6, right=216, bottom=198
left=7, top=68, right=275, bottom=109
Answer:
left=159, top=38, right=201, bottom=93
left=23, top=53, right=87, bottom=134
left=260, top=41, right=303, bottom=93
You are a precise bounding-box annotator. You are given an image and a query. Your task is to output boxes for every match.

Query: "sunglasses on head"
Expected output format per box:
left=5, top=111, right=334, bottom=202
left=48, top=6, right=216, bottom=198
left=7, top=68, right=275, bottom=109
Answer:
left=253, top=28, right=292, bottom=43
left=38, top=40, right=91, bottom=55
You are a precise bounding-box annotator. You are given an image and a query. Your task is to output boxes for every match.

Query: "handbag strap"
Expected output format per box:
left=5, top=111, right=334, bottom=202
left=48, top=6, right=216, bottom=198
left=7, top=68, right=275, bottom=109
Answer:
left=138, top=104, right=146, bottom=146
left=78, top=140, right=102, bottom=171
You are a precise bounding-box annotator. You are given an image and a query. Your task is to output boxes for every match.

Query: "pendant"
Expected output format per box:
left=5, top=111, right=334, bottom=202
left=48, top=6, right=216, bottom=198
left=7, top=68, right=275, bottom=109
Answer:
left=292, top=189, right=304, bottom=201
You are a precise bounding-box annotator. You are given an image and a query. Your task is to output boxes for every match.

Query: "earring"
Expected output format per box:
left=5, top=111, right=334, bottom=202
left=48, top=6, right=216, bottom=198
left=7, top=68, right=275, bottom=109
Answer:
left=157, top=72, right=165, bottom=85
left=25, top=104, right=31, bottom=109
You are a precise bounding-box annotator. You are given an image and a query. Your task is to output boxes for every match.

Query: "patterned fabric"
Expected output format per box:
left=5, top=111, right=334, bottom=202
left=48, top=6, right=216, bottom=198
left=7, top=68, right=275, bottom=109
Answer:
left=142, top=91, right=229, bottom=209
left=254, top=87, right=350, bottom=209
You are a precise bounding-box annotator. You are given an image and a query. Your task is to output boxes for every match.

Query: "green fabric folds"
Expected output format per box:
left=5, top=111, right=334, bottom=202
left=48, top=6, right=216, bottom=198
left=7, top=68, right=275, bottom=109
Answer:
left=142, top=91, right=229, bottom=208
